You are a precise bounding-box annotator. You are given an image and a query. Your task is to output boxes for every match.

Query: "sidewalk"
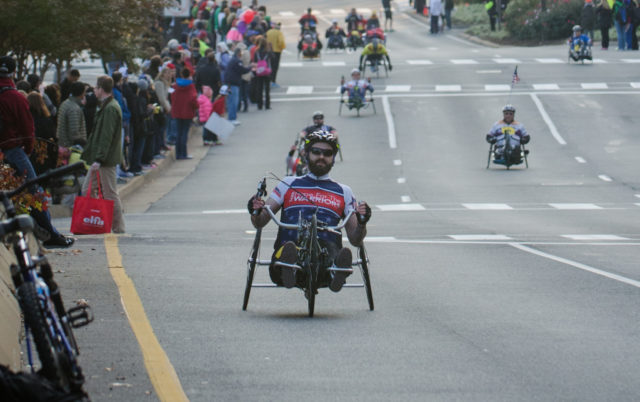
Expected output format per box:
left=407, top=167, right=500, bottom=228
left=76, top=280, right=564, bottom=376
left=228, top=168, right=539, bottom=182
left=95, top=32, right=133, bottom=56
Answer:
left=49, top=124, right=206, bottom=219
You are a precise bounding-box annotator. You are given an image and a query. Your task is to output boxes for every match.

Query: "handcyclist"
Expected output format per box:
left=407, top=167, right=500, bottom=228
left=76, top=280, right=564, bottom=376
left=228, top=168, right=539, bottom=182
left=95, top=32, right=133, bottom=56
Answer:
left=568, top=25, right=592, bottom=62
left=248, top=130, right=371, bottom=292
left=287, top=111, right=338, bottom=175
left=486, top=104, right=530, bottom=164
left=340, top=68, right=374, bottom=109
left=359, top=38, right=392, bottom=73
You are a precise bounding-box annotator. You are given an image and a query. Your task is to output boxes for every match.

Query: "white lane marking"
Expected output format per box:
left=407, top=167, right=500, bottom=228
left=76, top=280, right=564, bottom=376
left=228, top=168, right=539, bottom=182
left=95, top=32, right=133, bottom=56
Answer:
left=393, top=159, right=402, bottom=166
left=598, top=174, right=613, bottom=182
left=592, top=58, right=608, bottom=63
left=635, top=194, right=640, bottom=198
left=280, top=62, right=303, bottom=67
left=322, top=61, right=346, bottom=67
left=286, top=86, right=313, bottom=94
left=476, top=70, right=502, bottom=74
left=462, top=203, right=512, bottom=210
left=385, top=85, right=411, bottom=92
left=435, top=85, right=462, bottom=92
left=631, top=83, right=640, bottom=88
left=510, top=243, right=640, bottom=289
left=330, top=9, right=346, bottom=15
left=574, top=156, right=586, bottom=163
left=278, top=11, right=295, bottom=16
left=562, top=234, right=630, bottom=240
left=356, top=8, right=372, bottom=14
left=407, top=59, right=433, bottom=65
left=581, top=82, right=608, bottom=89
left=636, top=203, right=640, bottom=207
left=397, top=177, right=406, bottom=184
left=451, top=59, right=479, bottom=64
left=535, top=58, right=564, bottom=63
left=335, top=86, right=342, bottom=93
left=532, top=83, right=560, bottom=90
left=401, top=195, right=412, bottom=203
left=202, top=209, right=246, bottom=214
left=376, top=203, right=425, bottom=211
left=366, top=236, right=398, bottom=242
left=449, top=234, right=512, bottom=240
left=549, top=203, right=602, bottom=210
left=382, top=95, right=397, bottom=149
left=485, top=84, right=511, bottom=91
left=621, top=59, right=640, bottom=63
left=530, top=93, right=567, bottom=145
left=493, top=58, right=521, bottom=64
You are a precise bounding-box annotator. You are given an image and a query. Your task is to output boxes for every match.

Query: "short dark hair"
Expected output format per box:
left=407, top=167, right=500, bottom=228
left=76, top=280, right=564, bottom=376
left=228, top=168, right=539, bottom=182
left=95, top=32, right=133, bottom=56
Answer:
left=96, top=75, right=114, bottom=93
left=16, top=80, right=31, bottom=92
left=70, top=81, right=86, bottom=97
left=69, top=69, right=80, bottom=78
left=111, top=71, right=122, bottom=84
left=180, top=67, right=190, bottom=78
left=26, top=73, right=41, bottom=90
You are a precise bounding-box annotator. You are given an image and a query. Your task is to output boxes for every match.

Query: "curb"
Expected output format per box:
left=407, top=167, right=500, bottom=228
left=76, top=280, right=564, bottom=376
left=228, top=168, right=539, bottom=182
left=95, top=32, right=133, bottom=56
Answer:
left=49, top=124, right=203, bottom=219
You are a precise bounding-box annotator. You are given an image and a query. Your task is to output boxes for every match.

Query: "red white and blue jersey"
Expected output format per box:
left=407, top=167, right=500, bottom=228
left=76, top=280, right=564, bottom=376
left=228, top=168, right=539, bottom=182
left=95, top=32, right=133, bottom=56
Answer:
left=271, top=173, right=357, bottom=247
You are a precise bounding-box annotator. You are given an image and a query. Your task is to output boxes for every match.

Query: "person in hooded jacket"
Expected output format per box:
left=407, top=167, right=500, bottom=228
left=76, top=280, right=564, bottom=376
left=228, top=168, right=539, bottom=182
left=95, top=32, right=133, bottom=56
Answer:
left=170, top=67, right=198, bottom=159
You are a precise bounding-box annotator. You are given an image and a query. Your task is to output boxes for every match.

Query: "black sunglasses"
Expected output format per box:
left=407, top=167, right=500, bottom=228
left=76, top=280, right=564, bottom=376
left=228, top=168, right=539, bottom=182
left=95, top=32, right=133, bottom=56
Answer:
left=309, top=147, right=334, bottom=157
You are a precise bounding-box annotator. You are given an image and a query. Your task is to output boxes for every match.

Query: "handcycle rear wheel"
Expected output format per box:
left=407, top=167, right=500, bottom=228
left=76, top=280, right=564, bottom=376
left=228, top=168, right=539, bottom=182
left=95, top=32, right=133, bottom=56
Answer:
left=243, top=228, right=262, bottom=310
left=359, top=246, right=374, bottom=311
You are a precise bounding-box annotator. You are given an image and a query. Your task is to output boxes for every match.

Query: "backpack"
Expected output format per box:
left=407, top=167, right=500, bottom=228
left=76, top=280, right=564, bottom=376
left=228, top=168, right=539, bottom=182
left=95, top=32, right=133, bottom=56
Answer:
left=0, top=86, right=15, bottom=135
left=255, top=53, right=272, bottom=77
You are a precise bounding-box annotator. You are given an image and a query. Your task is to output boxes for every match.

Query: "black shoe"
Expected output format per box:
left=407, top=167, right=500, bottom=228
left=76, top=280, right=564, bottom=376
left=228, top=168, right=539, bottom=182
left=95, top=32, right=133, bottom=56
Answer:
left=43, top=235, right=74, bottom=249
left=278, top=241, right=297, bottom=288
left=330, top=248, right=352, bottom=292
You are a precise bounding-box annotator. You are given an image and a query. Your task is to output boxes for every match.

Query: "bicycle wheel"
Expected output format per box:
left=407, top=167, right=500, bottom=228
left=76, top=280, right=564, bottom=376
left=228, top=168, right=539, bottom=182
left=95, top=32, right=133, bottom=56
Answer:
left=18, top=282, right=72, bottom=391
left=359, top=246, right=374, bottom=311
left=243, top=228, right=262, bottom=310
left=307, top=215, right=320, bottom=317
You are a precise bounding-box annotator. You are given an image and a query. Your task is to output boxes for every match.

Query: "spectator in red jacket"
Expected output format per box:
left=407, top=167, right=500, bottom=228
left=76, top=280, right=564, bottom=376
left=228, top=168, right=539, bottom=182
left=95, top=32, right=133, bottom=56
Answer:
left=170, top=67, right=198, bottom=159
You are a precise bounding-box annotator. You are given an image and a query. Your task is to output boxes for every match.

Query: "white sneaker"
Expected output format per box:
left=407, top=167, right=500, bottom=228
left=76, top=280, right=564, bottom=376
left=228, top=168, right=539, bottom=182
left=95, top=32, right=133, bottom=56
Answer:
left=231, top=120, right=241, bottom=126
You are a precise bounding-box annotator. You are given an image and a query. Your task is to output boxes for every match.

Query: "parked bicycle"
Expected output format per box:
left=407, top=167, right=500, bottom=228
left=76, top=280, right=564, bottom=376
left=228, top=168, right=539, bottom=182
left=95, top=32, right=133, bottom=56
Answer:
left=1, top=162, right=92, bottom=394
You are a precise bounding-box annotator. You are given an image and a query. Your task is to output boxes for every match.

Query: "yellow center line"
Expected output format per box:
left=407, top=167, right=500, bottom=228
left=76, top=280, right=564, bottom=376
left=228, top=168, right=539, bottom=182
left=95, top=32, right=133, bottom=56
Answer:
left=104, top=234, right=189, bottom=402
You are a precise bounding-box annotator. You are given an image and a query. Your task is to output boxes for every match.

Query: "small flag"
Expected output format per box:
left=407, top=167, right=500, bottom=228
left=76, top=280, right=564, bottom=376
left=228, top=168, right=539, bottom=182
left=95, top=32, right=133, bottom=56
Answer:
left=512, top=66, right=520, bottom=85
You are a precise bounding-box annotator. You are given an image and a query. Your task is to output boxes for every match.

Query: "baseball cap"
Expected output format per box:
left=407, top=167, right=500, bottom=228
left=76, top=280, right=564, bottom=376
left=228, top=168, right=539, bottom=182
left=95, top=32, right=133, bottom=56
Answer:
left=0, top=56, right=16, bottom=77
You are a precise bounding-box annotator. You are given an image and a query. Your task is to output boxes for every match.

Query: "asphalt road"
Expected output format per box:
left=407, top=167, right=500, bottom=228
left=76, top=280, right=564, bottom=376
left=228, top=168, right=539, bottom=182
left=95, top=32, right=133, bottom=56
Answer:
left=50, top=1, right=640, bottom=401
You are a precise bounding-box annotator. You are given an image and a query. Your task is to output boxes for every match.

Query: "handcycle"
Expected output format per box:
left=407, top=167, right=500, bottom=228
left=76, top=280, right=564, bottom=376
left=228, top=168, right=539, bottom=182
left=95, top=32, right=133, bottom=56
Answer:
left=1, top=162, right=93, bottom=394
left=568, top=41, right=592, bottom=64
left=243, top=179, right=374, bottom=317
left=486, top=132, right=529, bottom=169
left=339, top=92, right=376, bottom=117
left=362, top=55, right=389, bottom=78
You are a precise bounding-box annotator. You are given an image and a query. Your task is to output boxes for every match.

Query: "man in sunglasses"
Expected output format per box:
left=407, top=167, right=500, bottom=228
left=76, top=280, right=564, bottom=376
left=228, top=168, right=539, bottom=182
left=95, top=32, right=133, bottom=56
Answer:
left=486, top=104, right=530, bottom=164
left=248, top=130, right=371, bottom=293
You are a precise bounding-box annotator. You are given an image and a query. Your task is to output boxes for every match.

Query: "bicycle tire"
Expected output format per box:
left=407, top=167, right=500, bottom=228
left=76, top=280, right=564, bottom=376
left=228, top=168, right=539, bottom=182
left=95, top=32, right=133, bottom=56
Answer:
left=307, top=215, right=320, bottom=317
left=359, top=247, right=374, bottom=311
left=18, top=282, right=71, bottom=390
left=243, top=228, right=262, bottom=310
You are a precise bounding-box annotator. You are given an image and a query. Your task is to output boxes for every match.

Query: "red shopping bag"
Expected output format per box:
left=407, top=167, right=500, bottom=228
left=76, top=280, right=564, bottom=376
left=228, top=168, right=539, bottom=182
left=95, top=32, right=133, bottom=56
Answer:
left=70, top=171, right=114, bottom=234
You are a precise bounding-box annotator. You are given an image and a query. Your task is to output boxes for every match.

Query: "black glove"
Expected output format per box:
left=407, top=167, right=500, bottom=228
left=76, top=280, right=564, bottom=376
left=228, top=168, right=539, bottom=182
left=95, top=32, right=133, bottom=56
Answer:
left=247, top=196, right=261, bottom=215
left=388, top=64, right=393, bottom=71
left=521, top=135, right=530, bottom=144
left=356, top=203, right=371, bottom=225
left=486, top=134, right=496, bottom=144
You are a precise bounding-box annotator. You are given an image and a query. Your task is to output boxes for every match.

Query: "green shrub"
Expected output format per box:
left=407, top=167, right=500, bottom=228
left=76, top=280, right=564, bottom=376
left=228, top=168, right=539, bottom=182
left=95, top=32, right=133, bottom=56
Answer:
left=503, top=0, right=584, bottom=42
left=452, top=3, right=489, bottom=27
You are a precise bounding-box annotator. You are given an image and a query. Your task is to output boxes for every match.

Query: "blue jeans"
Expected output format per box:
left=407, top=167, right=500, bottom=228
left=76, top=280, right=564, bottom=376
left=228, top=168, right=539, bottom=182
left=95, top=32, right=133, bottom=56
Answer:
left=615, top=20, right=626, bottom=50
left=175, top=118, right=191, bottom=159
left=167, top=115, right=177, bottom=144
left=226, top=85, right=240, bottom=121
left=3, top=147, right=60, bottom=237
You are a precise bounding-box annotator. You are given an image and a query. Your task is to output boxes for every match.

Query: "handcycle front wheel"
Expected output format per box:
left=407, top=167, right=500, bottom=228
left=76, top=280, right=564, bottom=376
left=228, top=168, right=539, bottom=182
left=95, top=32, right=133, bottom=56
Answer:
left=359, top=246, right=374, bottom=311
left=243, top=228, right=262, bottom=310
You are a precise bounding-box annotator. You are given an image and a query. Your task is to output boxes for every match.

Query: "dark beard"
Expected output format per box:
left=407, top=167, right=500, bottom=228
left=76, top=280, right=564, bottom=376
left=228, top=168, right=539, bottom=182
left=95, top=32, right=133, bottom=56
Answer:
left=308, top=157, right=333, bottom=176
